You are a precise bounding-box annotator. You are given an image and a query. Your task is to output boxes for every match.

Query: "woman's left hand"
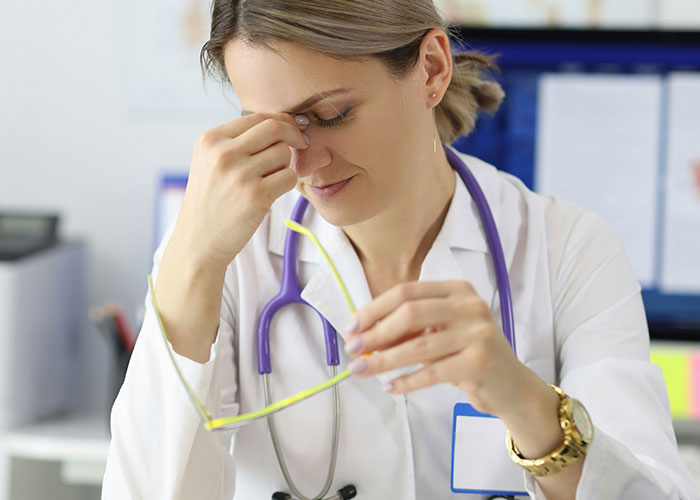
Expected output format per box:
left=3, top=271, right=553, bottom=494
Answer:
left=344, top=280, right=547, bottom=419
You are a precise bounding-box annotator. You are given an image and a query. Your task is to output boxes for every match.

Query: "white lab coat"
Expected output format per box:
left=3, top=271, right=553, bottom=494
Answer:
left=103, top=148, right=699, bottom=499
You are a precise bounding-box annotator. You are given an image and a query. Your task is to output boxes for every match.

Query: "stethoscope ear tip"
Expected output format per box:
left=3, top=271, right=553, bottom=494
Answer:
left=272, top=492, right=291, bottom=500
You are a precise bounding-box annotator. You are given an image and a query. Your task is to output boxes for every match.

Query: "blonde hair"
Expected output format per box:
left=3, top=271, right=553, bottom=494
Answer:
left=200, top=0, right=504, bottom=144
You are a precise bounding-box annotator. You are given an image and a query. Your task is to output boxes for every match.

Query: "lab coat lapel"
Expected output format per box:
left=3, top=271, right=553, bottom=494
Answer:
left=267, top=193, right=372, bottom=340
left=419, top=165, right=486, bottom=283
left=450, top=150, right=543, bottom=362
left=299, top=226, right=415, bottom=391
left=423, top=162, right=495, bottom=308
left=299, top=222, right=372, bottom=343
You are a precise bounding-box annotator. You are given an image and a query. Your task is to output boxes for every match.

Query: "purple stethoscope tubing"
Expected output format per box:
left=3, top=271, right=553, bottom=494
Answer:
left=256, top=145, right=516, bottom=376
left=256, top=196, right=340, bottom=375
left=444, top=146, right=516, bottom=354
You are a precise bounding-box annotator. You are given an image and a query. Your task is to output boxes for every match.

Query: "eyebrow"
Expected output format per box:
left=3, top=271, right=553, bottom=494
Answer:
left=240, top=87, right=355, bottom=116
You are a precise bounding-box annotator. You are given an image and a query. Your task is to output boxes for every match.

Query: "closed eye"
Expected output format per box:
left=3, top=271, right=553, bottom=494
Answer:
left=314, top=107, right=352, bottom=128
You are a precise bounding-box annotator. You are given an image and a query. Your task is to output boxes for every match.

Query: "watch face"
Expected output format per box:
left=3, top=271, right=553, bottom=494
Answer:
left=571, top=400, right=594, bottom=441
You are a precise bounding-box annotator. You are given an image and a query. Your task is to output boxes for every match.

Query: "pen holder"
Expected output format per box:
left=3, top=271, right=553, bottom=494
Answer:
left=89, top=302, right=136, bottom=423
left=110, top=343, right=131, bottom=402
left=109, top=338, right=132, bottom=415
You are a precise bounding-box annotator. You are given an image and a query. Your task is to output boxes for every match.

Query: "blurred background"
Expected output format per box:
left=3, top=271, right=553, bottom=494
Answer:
left=1, top=0, right=699, bottom=498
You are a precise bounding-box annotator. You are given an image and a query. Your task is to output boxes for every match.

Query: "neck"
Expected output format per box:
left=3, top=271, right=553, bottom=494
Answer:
left=342, top=147, right=456, bottom=297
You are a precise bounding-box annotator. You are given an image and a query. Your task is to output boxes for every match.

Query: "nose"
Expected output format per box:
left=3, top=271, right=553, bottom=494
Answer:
left=290, top=140, right=332, bottom=178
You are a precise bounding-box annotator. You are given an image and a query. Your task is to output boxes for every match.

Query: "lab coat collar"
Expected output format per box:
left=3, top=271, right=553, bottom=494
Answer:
left=436, top=149, right=491, bottom=255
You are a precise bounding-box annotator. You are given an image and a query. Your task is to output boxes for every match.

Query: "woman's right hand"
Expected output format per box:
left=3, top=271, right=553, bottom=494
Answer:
left=170, top=113, right=309, bottom=268
left=152, top=113, right=309, bottom=362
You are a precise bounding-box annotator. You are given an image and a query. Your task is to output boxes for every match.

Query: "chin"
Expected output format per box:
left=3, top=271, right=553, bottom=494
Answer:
left=295, top=179, right=373, bottom=227
left=309, top=199, right=375, bottom=228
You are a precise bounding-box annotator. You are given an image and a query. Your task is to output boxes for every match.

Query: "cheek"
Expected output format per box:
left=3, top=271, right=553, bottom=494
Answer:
left=332, top=109, right=422, bottom=177
left=362, top=106, right=427, bottom=182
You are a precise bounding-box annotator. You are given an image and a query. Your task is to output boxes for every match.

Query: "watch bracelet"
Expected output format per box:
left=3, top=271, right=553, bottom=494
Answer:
left=505, top=384, right=588, bottom=477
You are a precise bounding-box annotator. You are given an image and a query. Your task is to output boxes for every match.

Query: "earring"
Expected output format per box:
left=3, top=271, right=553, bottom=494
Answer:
left=431, top=93, right=439, bottom=152
left=432, top=107, right=437, bottom=153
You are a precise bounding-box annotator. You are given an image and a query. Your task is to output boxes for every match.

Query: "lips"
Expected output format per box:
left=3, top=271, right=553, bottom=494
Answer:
left=309, top=176, right=353, bottom=200
left=312, top=179, right=347, bottom=189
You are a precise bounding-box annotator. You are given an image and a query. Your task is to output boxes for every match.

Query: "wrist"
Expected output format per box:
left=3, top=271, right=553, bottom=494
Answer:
left=506, top=384, right=593, bottom=478
left=500, top=378, right=563, bottom=459
left=168, top=225, right=233, bottom=273
left=154, top=241, right=228, bottom=363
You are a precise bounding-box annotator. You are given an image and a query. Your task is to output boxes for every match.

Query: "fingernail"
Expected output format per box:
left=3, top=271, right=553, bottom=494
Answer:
left=383, top=382, right=396, bottom=393
left=295, top=114, right=309, bottom=126
left=302, top=132, right=310, bottom=145
left=348, top=359, right=368, bottom=375
left=344, top=336, right=363, bottom=354
left=344, top=316, right=358, bottom=334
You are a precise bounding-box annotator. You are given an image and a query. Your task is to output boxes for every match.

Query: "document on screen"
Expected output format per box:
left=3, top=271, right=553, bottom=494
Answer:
left=535, top=74, right=662, bottom=288
left=661, top=72, right=700, bottom=294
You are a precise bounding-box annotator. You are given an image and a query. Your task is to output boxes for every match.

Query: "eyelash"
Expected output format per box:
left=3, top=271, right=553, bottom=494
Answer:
left=314, top=108, right=351, bottom=128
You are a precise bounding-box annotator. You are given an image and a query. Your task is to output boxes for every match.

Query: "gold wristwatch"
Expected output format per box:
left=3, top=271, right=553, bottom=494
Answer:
left=506, top=384, right=594, bottom=477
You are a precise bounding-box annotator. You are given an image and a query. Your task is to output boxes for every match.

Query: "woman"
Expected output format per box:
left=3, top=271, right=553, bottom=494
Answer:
left=103, top=1, right=698, bottom=499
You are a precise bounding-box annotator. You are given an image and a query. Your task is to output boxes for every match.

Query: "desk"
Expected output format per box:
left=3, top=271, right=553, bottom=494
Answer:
left=2, top=414, right=700, bottom=498
left=0, top=413, right=109, bottom=500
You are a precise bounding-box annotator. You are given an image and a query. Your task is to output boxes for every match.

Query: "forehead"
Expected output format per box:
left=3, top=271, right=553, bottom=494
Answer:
left=224, top=39, right=386, bottom=114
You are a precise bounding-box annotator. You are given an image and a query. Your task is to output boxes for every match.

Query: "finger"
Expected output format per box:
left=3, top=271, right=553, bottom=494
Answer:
left=234, top=116, right=309, bottom=154
left=350, top=327, right=466, bottom=378
left=348, top=281, right=475, bottom=335
left=260, top=167, right=298, bottom=199
left=246, top=141, right=293, bottom=177
left=382, top=351, right=465, bottom=394
left=209, top=112, right=273, bottom=140
left=293, top=113, right=310, bottom=131
left=346, top=297, right=454, bottom=355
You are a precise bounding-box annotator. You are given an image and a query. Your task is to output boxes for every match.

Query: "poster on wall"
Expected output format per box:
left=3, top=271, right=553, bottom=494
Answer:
left=122, top=0, right=240, bottom=119
left=661, top=73, right=700, bottom=294
left=534, top=74, right=662, bottom=288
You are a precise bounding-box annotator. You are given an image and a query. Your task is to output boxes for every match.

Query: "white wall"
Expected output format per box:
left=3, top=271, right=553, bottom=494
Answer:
left=0, top=0, right=237, bottom=412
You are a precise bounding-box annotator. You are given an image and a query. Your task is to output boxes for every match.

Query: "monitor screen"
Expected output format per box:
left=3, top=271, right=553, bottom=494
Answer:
left=451, top=28, right=700, bottom=337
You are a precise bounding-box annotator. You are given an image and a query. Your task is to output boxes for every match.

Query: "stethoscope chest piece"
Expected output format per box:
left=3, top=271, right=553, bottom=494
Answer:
left=272, top=483, right=357, bottom=500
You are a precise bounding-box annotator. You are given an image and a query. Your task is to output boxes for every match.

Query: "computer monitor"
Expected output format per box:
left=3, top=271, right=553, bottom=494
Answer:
left=451, top=28, right=700, bottom=339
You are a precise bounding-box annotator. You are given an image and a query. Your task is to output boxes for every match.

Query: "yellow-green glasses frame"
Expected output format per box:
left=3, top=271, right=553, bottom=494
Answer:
left=148, top=220, right=357, bottom=431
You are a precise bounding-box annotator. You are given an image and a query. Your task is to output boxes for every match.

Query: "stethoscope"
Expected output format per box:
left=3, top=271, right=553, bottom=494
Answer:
left=257, top=146, right=516, bottom=500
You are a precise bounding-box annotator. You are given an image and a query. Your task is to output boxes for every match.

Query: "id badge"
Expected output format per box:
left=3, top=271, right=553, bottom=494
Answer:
left=451, top=403, right=528, bottom=496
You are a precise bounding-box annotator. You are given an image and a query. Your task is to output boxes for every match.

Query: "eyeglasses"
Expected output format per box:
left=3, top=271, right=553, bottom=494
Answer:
left=147, top=220, right=358, bottom=431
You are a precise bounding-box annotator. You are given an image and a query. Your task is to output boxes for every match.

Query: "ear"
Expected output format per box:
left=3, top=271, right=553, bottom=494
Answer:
left=417, top=28, right=453, bottom=106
